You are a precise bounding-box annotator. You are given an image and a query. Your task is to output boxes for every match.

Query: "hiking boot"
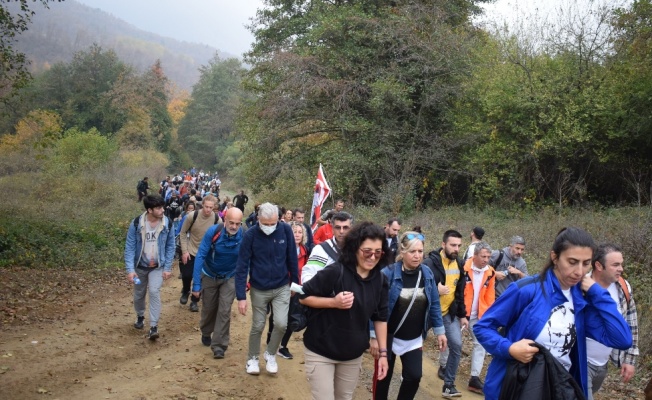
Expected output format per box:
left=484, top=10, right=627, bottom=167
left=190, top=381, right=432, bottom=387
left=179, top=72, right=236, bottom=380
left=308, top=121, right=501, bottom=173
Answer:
left=442, top=384, right=462, bottom=398
left=201, top=335, right=211, bottom=346
left=148, top=326, right=159, bottom=341
left=246, top=356, right=260, bottom=375
left=438, top=366, right=445, bottom=380
left=213, top=347, right=225, bottom=359
left=180, top=292, right=189, bottom=305
left=468, top=376, right=484, bottom=394
left=189, top=301, right=199, bottom=312
left=134, top=316, right=144, bottom=330
left=264, top=351, right=278, bottom=374
left=277, top=347, right=293, bottom=360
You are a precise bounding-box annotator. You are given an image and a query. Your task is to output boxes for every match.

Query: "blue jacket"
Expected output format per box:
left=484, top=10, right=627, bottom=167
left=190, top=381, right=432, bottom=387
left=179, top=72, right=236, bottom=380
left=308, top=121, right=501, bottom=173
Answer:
left=192, top=224, right=243, bottom=292
left=371, top=262, right=445, bottom=338
left=473, top=269, right=632, bottom=400
left=235, top=223, right=299, bottom=300
left=124, top=213, right=175, bottom=273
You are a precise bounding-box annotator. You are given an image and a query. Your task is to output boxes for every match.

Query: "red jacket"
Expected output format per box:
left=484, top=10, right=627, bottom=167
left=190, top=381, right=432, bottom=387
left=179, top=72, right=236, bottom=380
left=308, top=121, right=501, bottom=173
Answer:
left=313, top=224, right=333, bottom=245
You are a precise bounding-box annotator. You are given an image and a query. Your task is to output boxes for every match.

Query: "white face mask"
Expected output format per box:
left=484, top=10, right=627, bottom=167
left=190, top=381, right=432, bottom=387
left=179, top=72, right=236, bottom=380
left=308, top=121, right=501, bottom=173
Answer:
left=260, top=223, right=277, bottom=235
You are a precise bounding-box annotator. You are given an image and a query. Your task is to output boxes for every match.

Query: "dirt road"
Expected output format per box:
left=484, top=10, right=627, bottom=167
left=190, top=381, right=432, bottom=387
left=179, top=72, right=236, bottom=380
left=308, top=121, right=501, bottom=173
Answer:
left=0, top=266, right=642, bottom=399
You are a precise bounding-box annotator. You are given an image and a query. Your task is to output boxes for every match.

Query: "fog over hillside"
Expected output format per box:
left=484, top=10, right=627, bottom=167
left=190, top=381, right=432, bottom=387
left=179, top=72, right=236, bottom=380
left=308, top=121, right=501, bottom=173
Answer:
left=11, top=0, right=236, bottom=90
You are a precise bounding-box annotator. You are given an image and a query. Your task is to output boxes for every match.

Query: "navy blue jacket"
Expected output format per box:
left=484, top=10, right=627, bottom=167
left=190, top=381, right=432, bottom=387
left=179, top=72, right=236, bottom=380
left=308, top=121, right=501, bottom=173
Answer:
left=235, top=223, right=299, bottom=300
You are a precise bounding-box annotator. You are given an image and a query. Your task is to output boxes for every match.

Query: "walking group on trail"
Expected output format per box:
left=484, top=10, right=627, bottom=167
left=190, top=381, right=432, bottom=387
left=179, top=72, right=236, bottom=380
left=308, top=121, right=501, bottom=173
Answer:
left=125, top=170, right=640, bottom=400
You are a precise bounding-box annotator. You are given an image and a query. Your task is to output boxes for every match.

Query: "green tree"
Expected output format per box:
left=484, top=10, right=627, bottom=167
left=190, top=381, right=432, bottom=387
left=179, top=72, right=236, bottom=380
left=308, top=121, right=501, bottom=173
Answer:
left=177, top=55, right=244, bottom=169
left=240, top=0, right=487, bottom=208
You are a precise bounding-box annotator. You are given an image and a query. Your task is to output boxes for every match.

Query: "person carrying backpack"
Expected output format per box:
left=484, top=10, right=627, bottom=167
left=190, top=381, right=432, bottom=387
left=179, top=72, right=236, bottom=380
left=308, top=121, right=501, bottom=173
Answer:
left=179, top=194, right=220, bottom=312
left=136, top=177, right=149, bottom=202
left=124, top=194, right=175, bottom=340
left=191, top=207, right=244, bottom=359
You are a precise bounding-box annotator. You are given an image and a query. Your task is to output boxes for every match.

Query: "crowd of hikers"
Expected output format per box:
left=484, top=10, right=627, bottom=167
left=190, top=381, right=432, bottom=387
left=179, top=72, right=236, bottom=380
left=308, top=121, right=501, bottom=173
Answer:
left=126, top=169, right=642, bottom=400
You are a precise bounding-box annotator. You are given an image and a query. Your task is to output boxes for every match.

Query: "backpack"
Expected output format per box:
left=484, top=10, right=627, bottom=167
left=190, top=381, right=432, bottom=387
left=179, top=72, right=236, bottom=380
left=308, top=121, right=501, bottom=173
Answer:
left=493, top=250, right=505, bottom=270
left=288, top=262, right=344, bottom=332
left=617, top=277, right=631, bottom=307
left=137, top=180, right=146, bottom=192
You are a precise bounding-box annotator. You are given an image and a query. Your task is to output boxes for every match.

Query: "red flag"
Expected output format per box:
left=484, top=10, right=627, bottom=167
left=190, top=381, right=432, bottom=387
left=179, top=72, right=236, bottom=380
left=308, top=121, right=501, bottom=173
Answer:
left=310, top=164, right=331, bottom=232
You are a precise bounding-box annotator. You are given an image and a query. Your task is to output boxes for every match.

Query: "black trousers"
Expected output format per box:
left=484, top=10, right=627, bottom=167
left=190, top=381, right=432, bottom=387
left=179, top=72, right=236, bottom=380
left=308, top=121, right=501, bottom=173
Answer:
left=374, top=337, right=423, bottom=400
left=180, top=255, right=200, bottom=303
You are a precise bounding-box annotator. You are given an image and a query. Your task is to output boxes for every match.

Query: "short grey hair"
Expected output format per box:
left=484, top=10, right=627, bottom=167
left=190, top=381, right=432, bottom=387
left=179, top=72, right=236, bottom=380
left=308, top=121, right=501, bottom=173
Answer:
left=258, top=202, right=279, bottom=219
left=474, top=241, right=492, bottom=255
left=510, top=236, right=526, bottom=246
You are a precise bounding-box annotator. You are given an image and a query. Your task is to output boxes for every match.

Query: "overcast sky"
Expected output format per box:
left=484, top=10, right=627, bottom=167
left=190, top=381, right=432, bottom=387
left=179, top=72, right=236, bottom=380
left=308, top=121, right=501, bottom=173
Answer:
left=73, top=0, right=629, bottom=57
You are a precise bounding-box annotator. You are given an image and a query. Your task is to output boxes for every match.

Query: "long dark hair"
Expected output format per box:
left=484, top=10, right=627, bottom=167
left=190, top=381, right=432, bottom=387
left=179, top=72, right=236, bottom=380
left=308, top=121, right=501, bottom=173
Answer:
left=339, top=222, right=389, bottom=270
left=540, top=227, right=596, bottom=282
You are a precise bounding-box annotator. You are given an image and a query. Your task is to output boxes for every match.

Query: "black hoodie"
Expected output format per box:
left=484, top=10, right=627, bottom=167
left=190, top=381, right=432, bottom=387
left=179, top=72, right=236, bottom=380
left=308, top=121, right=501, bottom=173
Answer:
left=301, top=261, right=388, bottom=361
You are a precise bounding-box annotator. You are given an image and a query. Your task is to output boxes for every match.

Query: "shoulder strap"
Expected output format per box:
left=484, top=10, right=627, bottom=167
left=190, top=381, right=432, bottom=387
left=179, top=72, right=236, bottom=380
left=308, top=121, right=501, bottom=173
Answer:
left=211, top=224, right=225, bottom=244
left=187, top=210, right=200, bottom=233
left=394, top=269, right=422, bottom=335
left=320, top=241, right=339, bottom=261
left=133, top=217, right=139, bottom=230
left=618, top=277, right=631, bottom=305
left=494, top=250, right=505, bottom=269
left=214, top=212, right=219, bottom=225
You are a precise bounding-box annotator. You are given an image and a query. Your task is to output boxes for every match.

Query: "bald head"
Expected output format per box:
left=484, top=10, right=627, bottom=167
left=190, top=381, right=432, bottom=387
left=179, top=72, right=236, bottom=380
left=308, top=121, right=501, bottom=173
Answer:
left=224, top=207, right=243, bottom=235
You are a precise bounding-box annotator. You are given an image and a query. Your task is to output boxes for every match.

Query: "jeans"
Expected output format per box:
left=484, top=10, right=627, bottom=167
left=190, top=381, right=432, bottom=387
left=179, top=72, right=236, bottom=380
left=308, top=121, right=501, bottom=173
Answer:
left=469, top=317, right=486, bottom=377
left=200, top=275, right=236, bottom=351
left=587, top=362, right=609, bottom=400
left=247, top=285, right=290, bottom=358
left=440, top=313, right=462, bottom=385
left=133, top=267, right=163, bottom=327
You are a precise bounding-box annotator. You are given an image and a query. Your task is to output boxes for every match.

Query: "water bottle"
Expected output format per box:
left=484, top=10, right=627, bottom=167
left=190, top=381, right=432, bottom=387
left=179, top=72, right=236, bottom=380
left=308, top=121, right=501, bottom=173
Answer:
left=133, top=277, right=141, bottom=285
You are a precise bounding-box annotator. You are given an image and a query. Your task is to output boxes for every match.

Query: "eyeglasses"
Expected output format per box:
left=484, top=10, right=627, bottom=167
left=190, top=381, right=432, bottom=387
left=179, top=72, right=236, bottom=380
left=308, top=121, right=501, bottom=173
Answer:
left=360, top=248, right=384, bottom=259
left=333, top=225, right=351, bottom=231
left=405, top=233, right=425, bottom=241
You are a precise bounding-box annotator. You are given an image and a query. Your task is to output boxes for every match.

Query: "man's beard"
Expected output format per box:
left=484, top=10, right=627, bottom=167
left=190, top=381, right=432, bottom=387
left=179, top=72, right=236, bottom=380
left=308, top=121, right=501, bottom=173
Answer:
left=445, top=250, right=458, bottom=260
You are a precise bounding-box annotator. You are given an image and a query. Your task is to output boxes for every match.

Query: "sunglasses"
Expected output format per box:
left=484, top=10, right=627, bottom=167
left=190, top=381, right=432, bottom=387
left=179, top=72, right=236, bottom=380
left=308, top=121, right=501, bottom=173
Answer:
left=405, top=233, right=425, bottom=241
left=360, top=248, right=384, bottom=259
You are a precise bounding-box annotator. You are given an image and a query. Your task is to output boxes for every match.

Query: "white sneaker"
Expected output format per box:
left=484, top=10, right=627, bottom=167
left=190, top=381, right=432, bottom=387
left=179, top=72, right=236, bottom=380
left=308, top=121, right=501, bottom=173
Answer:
left=264, top=351, right=278, bottom=374
left=246, top=356, right=260, bottom=375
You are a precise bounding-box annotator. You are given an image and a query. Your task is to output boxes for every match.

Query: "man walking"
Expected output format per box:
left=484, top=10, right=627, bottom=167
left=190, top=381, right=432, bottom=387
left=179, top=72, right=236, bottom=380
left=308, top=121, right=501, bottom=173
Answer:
left=384, top=218, right=401, bottom=264
left=137, top=177, right=149, bottom=202
left=423, top=230, right=467, bottom=398
left=233, top=190, right=249, bottom=213
left=462, top=242, right=496, bottom=394
left=490, top=235, right=527, bottom=297
left=125, top=194, right=175, bottom=340
left=301, top=211, right=352, bottom=283
left=179, top=195, right=219, bottom=312
left=191, top=207, right=244, bottom=359
left=235, top=203, right=299, bottom=375
left=587, top=244, right=639, bottom=400
left=463, top=227, right=485, bottom=261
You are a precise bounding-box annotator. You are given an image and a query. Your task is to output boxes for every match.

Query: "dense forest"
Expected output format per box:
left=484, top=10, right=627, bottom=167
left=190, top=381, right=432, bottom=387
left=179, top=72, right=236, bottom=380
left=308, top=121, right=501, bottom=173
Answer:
left=1, top=0, right=651, bottom=212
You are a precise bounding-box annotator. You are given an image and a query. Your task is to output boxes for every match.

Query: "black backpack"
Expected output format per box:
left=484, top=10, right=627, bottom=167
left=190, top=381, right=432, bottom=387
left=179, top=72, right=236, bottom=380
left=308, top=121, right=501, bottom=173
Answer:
left=288, top=261, right=343, bottom=332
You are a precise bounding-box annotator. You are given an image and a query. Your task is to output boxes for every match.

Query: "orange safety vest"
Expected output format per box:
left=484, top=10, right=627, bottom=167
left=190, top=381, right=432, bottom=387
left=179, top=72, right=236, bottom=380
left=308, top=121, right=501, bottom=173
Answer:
left=463, top=258, right=496, bottom=319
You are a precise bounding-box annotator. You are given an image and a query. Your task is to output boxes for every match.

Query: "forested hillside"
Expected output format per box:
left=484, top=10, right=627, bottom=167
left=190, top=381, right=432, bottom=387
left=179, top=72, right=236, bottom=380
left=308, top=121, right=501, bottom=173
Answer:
left=7, top=0, right=228, bottom=91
